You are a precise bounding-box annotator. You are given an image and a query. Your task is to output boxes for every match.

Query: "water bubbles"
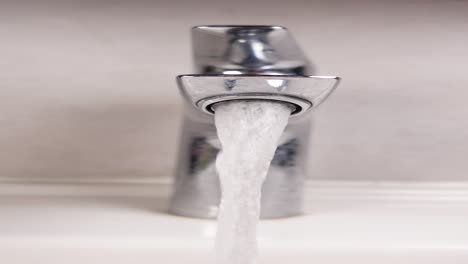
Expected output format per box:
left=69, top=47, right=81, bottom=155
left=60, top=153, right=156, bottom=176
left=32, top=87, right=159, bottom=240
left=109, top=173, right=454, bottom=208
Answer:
left=214, top=101, right=290, bottom=264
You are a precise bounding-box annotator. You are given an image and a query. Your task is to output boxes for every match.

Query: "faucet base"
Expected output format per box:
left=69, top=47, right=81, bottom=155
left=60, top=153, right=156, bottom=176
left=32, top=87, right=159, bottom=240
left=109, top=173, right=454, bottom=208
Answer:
left=169, top=115, right=311, bottom=219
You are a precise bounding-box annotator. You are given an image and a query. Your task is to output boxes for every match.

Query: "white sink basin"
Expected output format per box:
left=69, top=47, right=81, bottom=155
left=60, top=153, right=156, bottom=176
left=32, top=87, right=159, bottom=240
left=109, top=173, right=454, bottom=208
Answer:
left=0, top=181, right=467, bottom=264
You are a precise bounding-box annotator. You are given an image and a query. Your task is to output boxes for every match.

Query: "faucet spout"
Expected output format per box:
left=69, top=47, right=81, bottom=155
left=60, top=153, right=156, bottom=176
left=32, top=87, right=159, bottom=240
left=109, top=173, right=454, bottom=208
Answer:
left=169, top=25, right=340, bottom=219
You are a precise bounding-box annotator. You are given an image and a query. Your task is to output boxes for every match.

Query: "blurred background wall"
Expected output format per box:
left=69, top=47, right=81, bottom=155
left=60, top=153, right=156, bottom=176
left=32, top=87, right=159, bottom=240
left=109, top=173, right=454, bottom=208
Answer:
left=1, top=0, right=467, bottom=182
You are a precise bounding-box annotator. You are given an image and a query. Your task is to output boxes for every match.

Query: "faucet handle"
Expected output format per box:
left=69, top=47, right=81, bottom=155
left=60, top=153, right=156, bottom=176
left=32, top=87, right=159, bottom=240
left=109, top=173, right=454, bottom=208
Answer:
left=192, top=25, right=314, bottom=76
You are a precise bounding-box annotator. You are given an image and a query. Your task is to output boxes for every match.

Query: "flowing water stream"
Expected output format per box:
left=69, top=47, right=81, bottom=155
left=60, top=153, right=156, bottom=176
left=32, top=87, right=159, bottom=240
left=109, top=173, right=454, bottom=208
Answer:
left=214, top=101, right=291, bottom=264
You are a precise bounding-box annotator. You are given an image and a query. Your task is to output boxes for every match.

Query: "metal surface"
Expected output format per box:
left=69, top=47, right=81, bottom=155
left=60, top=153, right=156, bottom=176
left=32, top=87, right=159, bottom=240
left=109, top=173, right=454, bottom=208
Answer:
left=191, top=25, right=313, bottom=75
left=178, top=74, right=339, bottom=117
left=169, top=25, right=340, bottom=219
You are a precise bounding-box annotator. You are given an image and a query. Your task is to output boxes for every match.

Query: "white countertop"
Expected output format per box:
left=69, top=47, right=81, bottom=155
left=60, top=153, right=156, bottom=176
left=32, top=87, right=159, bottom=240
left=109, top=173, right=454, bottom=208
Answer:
left=1, top=181, right=467, bottom=264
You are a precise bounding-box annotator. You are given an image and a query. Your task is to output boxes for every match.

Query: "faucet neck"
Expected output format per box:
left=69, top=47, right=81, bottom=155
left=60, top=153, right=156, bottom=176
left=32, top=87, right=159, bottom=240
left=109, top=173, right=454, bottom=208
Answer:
left=192, top=25, right=315, bottom=76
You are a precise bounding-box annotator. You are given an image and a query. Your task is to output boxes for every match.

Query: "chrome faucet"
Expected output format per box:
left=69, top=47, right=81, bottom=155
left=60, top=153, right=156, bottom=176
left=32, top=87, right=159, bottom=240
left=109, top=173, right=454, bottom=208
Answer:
left=169, top=25, right=340, bottom=219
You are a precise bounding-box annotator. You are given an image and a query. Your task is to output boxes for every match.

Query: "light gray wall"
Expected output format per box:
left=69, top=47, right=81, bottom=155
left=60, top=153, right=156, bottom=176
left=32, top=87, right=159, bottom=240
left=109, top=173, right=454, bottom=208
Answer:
left=1, top=0, right=467, bottom=182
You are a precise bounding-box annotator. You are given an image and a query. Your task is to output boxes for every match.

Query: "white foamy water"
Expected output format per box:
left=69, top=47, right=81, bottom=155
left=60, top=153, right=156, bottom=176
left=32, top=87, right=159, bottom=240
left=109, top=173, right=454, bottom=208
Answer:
left=214, top=101, right=291, bottom=264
